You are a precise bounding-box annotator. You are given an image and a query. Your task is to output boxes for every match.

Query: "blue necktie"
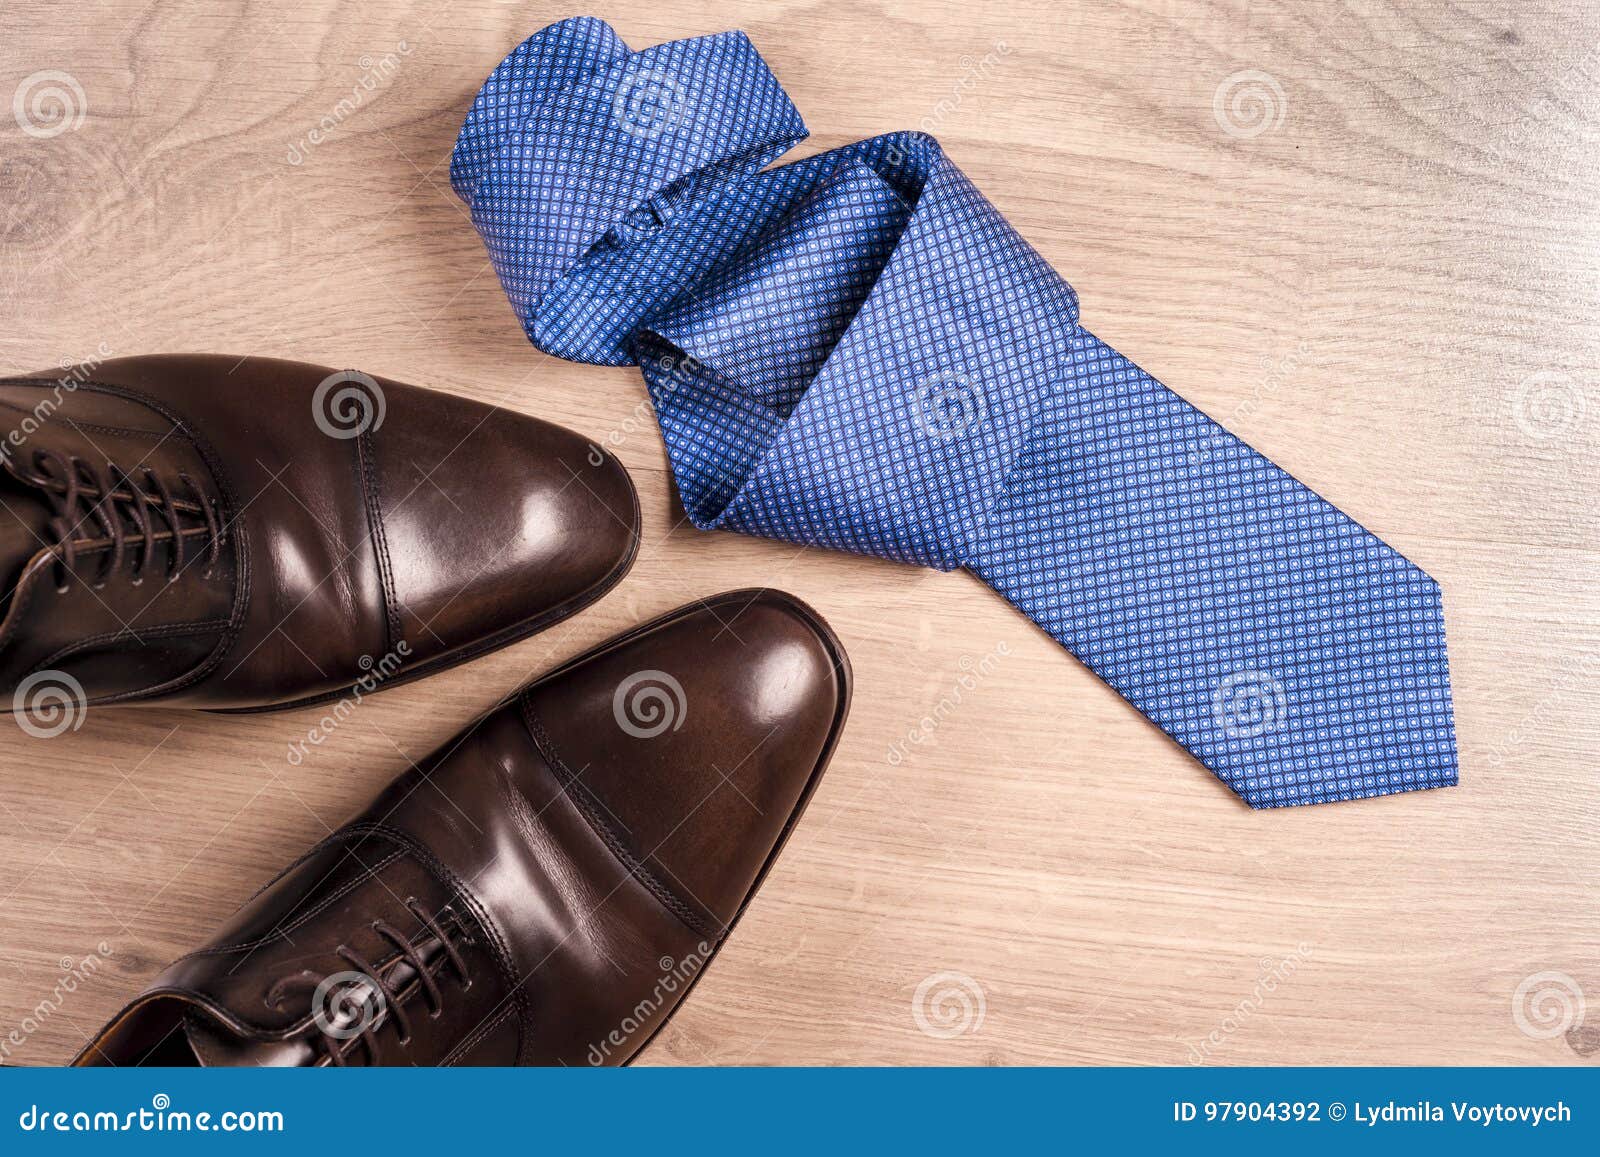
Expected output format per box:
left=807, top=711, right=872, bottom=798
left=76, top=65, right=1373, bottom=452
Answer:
left=450, top=17, right=1458, bottom=809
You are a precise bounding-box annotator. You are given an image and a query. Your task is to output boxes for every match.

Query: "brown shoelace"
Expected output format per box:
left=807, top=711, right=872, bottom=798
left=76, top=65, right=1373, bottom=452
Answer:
left=264, top=898, right=472, bottom=1066
left=25, top=447, right=223, bottom=590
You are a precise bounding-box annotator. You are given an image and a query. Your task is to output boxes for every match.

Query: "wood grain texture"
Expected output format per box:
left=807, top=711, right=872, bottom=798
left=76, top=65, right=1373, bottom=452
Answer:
left=1, top=0, right=1596, bottom=1066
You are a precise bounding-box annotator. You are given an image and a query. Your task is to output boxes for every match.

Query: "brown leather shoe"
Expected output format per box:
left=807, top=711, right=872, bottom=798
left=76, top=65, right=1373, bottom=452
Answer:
left=0, top=355, right=638, bottom=711
left=74, top=590, right=851, bottom=1066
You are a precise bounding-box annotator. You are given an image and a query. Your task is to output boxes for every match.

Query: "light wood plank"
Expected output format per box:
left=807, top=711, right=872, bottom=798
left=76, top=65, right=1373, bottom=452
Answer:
left=0, top=0, right=1596, bottom=1066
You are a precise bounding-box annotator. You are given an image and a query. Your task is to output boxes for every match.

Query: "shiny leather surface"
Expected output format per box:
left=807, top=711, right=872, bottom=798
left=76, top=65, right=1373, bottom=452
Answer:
left=75, top=590, right=852, bottom=1066
left=0, top=355, right=638, bottom=710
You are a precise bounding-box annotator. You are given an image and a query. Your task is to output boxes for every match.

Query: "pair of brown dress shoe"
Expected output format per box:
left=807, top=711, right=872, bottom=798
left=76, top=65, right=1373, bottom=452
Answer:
left=0, top=356, right=851, bottom=1066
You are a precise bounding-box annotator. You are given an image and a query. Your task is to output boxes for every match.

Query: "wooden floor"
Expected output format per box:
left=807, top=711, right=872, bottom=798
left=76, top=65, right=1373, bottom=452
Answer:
left=1, top=0, right=1596, bottom=1066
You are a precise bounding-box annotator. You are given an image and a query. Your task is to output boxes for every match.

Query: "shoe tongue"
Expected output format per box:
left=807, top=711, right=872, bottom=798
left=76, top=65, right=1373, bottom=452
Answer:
left=182, top=1011, right=318, bottom=1067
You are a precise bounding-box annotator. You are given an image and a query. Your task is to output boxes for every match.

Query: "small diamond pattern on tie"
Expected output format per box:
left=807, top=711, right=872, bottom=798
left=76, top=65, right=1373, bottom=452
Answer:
left=963, top=330, right=1457, bottom=808
left=452, top=18, right=1460, bottom=808
left=451, top=17, right=807, bottom=367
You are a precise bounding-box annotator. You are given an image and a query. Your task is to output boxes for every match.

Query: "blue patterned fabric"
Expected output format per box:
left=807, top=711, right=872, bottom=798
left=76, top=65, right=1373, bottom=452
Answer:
left=451, top=16, right=1459, bottom=808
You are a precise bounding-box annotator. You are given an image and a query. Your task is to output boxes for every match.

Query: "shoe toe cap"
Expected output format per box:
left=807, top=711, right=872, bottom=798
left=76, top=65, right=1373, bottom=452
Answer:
left=520, top=590, right=851, bottom=930
left=371, top=389, right=638, bottom=661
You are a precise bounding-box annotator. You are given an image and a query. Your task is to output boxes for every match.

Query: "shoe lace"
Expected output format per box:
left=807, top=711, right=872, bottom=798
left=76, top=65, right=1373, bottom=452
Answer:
left=24, top=447, right=223, bottom=591
left=264, top=898, right=473, bottom=1067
